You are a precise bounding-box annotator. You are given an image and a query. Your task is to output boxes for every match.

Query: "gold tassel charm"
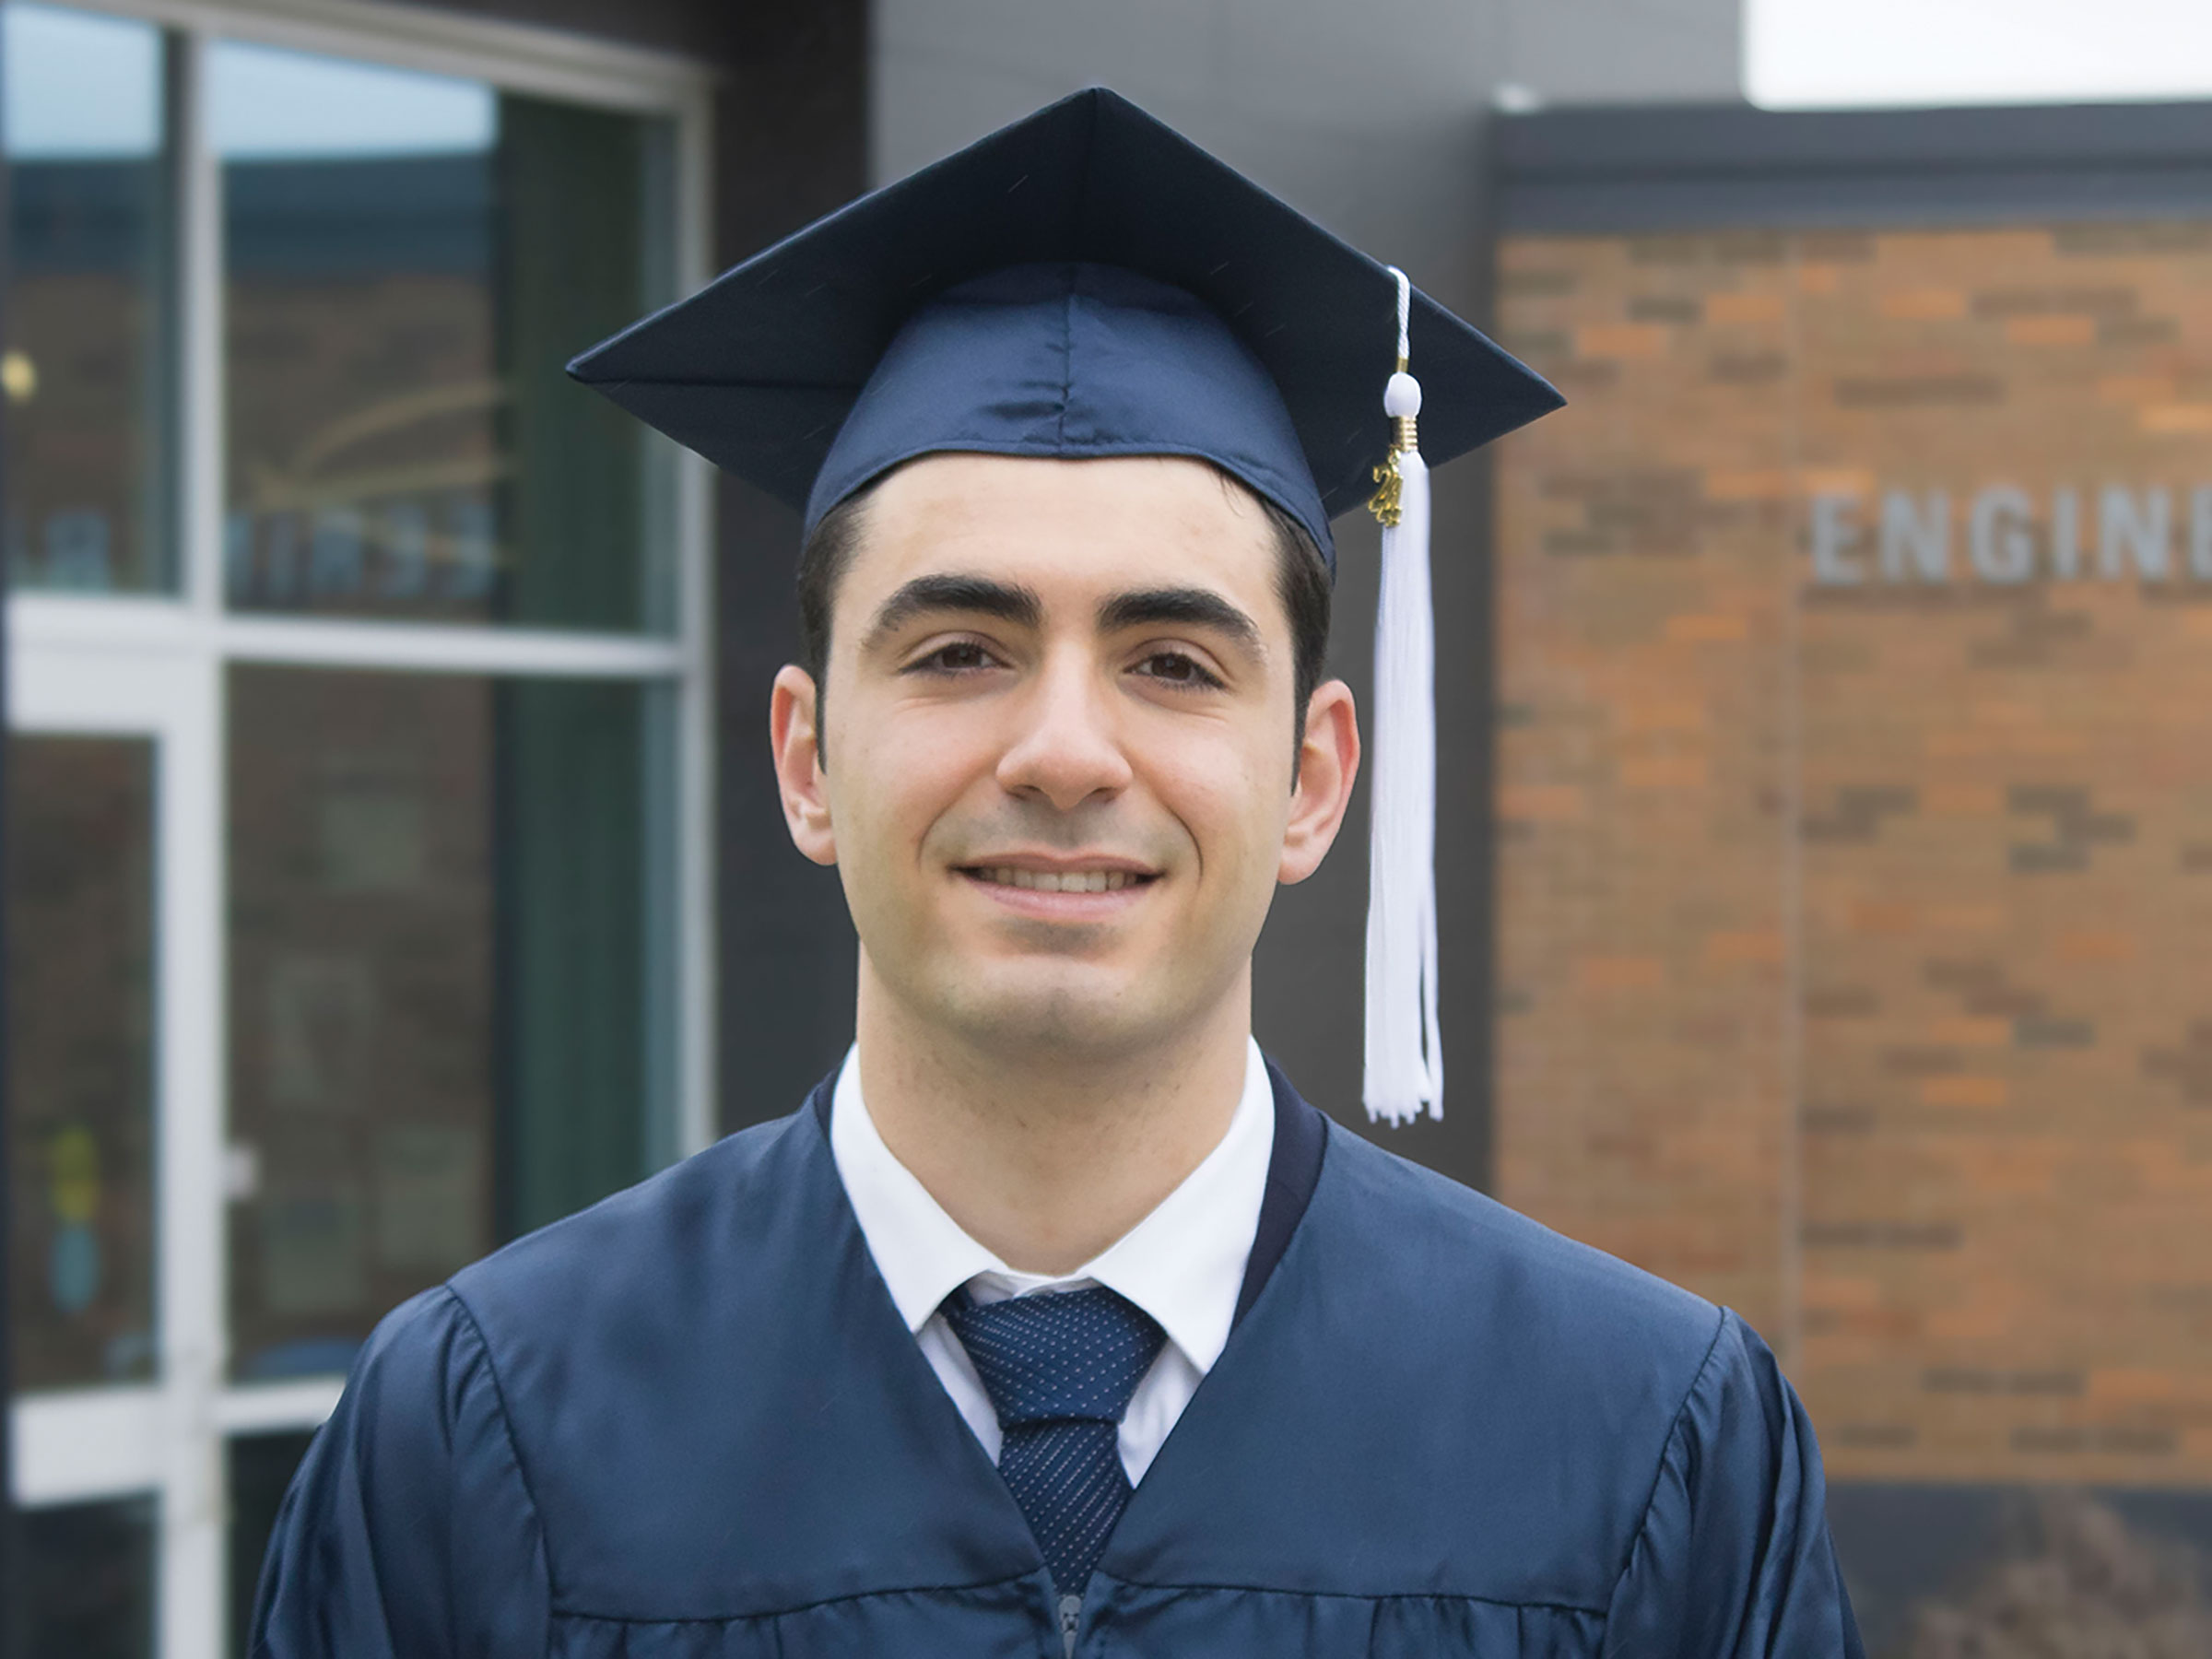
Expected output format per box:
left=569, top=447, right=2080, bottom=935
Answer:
left=1367, top=359, right=1421, bottom=526
left=1369, top=453, right=1404, bottom=527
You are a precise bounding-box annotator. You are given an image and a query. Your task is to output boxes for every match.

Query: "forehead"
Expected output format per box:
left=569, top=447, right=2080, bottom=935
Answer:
left=845, top=453, right=1283, bottom=613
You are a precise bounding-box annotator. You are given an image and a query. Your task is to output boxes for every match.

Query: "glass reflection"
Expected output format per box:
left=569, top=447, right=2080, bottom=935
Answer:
left=2, top=4, right=171, bottom=593
left=23, top=1494, right=158, bottom=1659
left=226, top=666, right=666, bottom=1379
left=6, top=737, right=158, bottom=1391
left=215, top=42, right=675, bottom=631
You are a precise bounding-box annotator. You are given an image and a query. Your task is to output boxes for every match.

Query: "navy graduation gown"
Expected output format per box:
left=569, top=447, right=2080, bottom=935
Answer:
left=253, top=1066, right=1863, bottom=1658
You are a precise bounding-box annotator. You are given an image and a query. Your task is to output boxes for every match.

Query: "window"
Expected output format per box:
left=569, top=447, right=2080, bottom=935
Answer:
left=4, top=5, right=713, bottom=1655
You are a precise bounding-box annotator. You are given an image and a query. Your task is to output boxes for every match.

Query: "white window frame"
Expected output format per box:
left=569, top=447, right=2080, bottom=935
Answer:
left=6, top=4, right=717, bottom=1655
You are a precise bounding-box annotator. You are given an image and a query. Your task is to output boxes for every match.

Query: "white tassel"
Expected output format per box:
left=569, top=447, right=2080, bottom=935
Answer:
left=1362, top=268, right=1442, bottom=1126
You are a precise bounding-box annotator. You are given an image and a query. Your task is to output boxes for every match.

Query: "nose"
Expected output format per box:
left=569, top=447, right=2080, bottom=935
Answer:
left=994, top=648, right=1134, bottom=812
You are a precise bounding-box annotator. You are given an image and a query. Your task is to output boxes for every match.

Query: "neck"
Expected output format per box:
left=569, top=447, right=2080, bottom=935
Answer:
left=854, top=961, right=1252, bottom=1276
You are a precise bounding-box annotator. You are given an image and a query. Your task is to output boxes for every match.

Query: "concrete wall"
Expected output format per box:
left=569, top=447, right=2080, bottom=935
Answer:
left=868, top=0, right=1742, bottom=1180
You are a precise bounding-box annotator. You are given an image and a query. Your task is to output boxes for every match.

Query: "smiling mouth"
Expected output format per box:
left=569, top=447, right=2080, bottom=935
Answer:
left=959, top=865, right=1157, bottom=894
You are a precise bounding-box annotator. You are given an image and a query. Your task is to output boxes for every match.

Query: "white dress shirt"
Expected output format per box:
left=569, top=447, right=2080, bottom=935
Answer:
left=829, top=1038, right=1276, bottom=1486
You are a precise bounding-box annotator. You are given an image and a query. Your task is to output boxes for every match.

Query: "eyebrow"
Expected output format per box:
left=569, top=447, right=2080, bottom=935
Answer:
left=859, top=573, right=1265, bottom=662
left=861, top=573, right=1042, bottom=653
left=1097, top=587, right=1265, bottom=657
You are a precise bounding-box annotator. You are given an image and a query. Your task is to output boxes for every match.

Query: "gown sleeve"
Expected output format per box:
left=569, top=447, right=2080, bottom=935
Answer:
left=249, top=1287, right=551, bottom=1659
left=1602, top=1310, right=1866, bottom=1659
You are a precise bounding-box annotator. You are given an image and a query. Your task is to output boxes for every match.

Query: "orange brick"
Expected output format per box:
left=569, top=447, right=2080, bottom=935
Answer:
left=1666, top=613, right=1749, bottom=642
left=1574, top=323, right=1667, bottom=358
left=1576, top=956, right=1665, bottom=992
left=1499, top=783, right=1586, bottom=823
left=1928, top=1017, right=2011, bottom=1047
left=2088, top=1369, right=2179, bottom=1406
left=2097, top=373, right=2175, bottom=404
left=1924, top=730, right=1997, bottom=758
left=1707, top=291, right=1785, bottom=324
left=1959, top=1144, right=2056, bottom=1194
left=2005, top=314, right=2096, bottom=347
left=1706, top=930, right=1785, bottom=966
left=1924, top=784, right=2004, bottom=816
left=1800, top=465, right=1877, bottom=496
left=2056, top=930, right=2134, bottom=964
left=1704, top=467, right=1793, bottom=501
left=1880, top=288, right=1967, bottom=320
left=1849, top=900, right=1916, bottom=935
left=1617, top=699, right=1708, bottom=733
left=2142, top=403, right=2212, bottom=433
left=1927, top=903, right=2005, bottom=933
left=1618, top=756, right=1709, bottom=789
left=1920, top=1076, right=2008, bottom=1108
left=1926, top=1307, right=2013, bottom=1340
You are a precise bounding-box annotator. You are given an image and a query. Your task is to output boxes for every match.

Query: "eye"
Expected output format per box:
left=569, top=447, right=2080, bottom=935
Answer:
left=1132, top=650, right=1225, bottom=690
left=907, top=640, right=1002, bottom=676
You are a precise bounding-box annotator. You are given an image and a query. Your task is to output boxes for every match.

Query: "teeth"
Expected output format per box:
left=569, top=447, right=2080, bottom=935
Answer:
left=981, top=867, right=1136, bottom=893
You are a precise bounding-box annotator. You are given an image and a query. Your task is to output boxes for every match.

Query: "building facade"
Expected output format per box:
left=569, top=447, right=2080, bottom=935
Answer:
left=1491, top=100, right=2212, bottom=1648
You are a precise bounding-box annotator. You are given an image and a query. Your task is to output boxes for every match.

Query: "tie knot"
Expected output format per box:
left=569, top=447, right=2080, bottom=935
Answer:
left=944, top=1286, right=1167, bottom=1431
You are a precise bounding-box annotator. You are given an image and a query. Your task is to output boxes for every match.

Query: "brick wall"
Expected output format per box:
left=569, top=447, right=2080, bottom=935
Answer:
left=1493, top=220, right=2212, bottom=1486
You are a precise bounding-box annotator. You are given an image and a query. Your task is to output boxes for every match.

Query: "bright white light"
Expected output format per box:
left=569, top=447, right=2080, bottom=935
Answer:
left=209, top=41, right=495, bottom=158
left=3, top=4, right=160, bottom=159
left=1747, top=0, right=2212, bottom=108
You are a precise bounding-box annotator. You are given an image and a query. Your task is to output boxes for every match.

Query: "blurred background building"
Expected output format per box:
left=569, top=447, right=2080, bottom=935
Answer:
left=4, top=1, right=2209, bottom=1655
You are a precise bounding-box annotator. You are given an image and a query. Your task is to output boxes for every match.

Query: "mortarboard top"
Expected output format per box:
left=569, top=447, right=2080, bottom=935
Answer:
left=566, top=86, right=1560, bottom=565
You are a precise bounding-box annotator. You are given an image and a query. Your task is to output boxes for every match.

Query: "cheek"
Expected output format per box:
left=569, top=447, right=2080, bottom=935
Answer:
left=834, top=700, right=1000, bottom=860
left=1150, top=737, right=1288, bottom=885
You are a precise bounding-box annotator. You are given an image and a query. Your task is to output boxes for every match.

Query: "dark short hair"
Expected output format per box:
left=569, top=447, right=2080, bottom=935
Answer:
left=795, top=467, right=1332, bottom=765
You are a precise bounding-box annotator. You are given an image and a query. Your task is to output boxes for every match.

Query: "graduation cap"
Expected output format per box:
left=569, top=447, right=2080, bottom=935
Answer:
left=571, top=87, right=1561, bottom=1126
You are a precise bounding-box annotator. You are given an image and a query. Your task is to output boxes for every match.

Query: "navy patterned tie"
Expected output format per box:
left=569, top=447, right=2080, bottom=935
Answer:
left=944, top=1286, right=1167, bottom=1600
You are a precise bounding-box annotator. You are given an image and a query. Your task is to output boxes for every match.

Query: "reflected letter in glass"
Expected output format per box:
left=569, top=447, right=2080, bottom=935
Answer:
left=6, top=737, right=159, bottom=1392
left=215, top=43, right=677, bottom=630
left=1, top=4, right=173, bottom=594
left=226, top=666, right=668, bottom=1380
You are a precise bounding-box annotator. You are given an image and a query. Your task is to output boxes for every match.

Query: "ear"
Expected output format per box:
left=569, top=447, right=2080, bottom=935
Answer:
left=770, top=665, right=838, bottom=866
left=1278, top=678, right=1359, bottom=886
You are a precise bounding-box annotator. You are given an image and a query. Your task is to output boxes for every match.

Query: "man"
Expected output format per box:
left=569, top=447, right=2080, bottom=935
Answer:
left=253, top=90, right=1863, bottom=1658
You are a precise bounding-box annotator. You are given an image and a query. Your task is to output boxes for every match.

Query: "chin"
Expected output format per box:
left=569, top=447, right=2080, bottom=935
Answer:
left=940, top=971, right=1177, bottom=1062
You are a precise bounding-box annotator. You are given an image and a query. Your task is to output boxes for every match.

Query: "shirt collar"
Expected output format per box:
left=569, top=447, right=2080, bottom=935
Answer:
left=830, top=1037, right=1276, bottom=1378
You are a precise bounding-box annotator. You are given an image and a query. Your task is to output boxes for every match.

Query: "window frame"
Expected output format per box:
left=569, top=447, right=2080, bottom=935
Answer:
left=6, top=3, right=718, bottom=1653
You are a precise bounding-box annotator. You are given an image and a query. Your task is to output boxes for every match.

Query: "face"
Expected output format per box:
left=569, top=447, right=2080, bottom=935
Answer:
left=771, top=453, right=1359, bottom=1066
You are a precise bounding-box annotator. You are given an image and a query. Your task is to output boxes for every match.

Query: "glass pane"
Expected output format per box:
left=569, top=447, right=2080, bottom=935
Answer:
left=226, top=667, right=668, bottom=1380
left=2, top=4, right=171, bottom=594
left=215, top=42, right=676, bottom=630
left=229, top=1430, right=316, bottom=1646
left=22, top=1494, right=157, bottom=1659
left=6, top=736, right=158, bottom=1390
